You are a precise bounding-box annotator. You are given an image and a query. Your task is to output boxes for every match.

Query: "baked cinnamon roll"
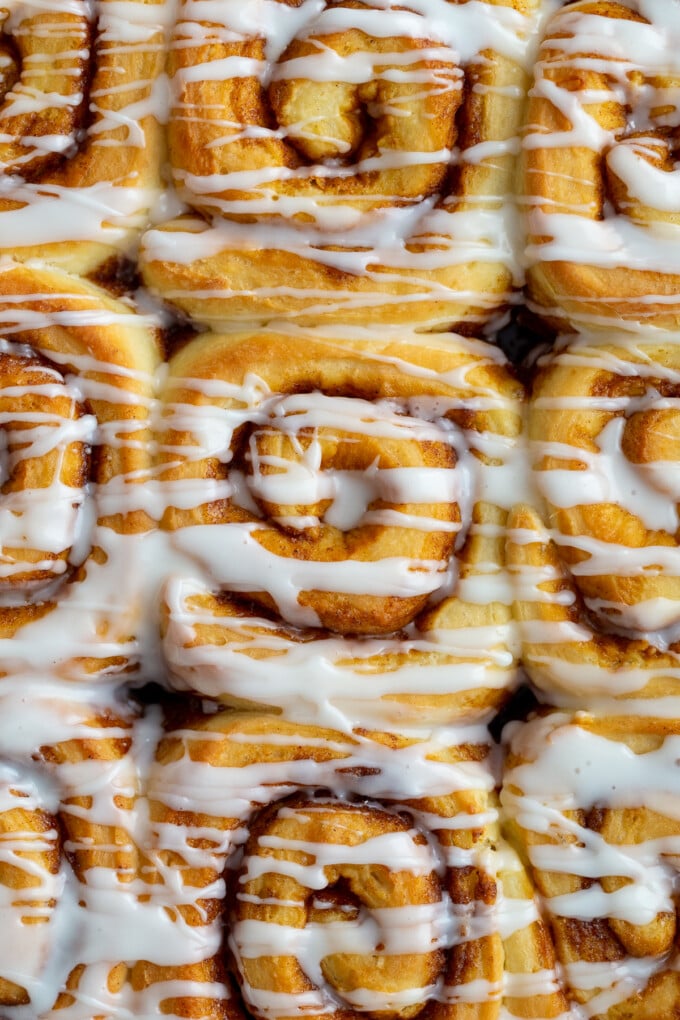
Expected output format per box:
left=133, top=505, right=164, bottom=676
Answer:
left=503, top=711, right=680, bottom=1018
left=0, top=695, right=141, bottom=1017
left=0, top=0, right=168, bottom=275
left=129, top=707, right=569, bottom=1020
left=524, top=0, right=680, bottom=332
left=0, top=262, right=159, bottom=678
left=140, top=0, right=538, bottom=331
left=507, top=328, right=680, bottom=712
left=157, top=330, right=525, bottom=727
left=0, top=765, right=61, bottom=1008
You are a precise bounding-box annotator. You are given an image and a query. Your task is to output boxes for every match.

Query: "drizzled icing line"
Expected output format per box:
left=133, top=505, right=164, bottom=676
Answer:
left=132, top=708, right=569, bottom=1020
left=0, top=694, right=570, bottom=1020
left=0, top=261, right=160, bottom=678
left=0, top=695, right=145, bottom=1019
left=503, top=711, right=680, bottom=1019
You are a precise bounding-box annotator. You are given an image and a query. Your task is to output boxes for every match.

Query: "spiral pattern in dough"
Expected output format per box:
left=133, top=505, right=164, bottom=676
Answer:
left=507, top=329, right=680, bottom=713
left=0, top=697, right=142, bottom=1017
left=127, top=709, right=570, bottom=1020
left=503, top=711, right=680, bottom=1019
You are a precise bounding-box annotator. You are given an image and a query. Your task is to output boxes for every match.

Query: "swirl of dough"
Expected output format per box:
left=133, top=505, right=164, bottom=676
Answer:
left=0, top=0, right=169, bottom=275
left=503, top=711, right=680, bottom=1019
left=524, top=0, right=680, bottom=332
left=157, top=330, right=525, bottom=727
left=171, top=0, right=460, bottom=219
left=0, top=348, right=92, bottom=592
left=0, top=262, right=159, bottom=678
left=140, top=0, right=537, bottom=330
left=506, top=329, right=680, bottom=712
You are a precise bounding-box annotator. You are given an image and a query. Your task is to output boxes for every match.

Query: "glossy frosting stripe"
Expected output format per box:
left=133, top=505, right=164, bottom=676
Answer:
left=0, top=264, right=159, bottom=677
left=503, top=713, right=680, bottom=1017
left=506, top=325, right=680, bottom=709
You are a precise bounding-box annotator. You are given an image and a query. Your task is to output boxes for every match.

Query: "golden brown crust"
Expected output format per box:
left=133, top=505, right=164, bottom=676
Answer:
left=0, top=262, right=160, bottom=674
left=0, top=786, right=60, bottom=1006
left=137, top=709, right=569, bottom=1020
left=506, top=329, right=680, bottom=709
left=503, top=712, right=680, bottom=1019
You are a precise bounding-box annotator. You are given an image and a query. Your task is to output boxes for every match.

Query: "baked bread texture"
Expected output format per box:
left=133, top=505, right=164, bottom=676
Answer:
left=0, top=0, right=167, bottom=275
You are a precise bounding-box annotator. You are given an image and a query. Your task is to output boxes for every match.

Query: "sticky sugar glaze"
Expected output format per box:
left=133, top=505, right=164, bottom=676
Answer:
left=1, top=2, right=679, bottom=1018
left=524, top=0, right=680, bottom=332
left=139, top=0, right=540, bottom=331
left=0, top=0, right=170, bottom=275
left=0, top=690, right=145, bottom=1019
left=503, top=711, right=680, bottom=1019
left=0, top=261, right=530, bottom=720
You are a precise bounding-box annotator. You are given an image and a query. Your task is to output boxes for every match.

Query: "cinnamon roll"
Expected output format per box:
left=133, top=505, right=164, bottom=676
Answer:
left=0, top=0, right=168, bottom=275
left=503, top=710, right=680, bottom=1018
left=157, top=329, right=525, bottom=727
left=140, top=0, right=537, bottom=331
left=0, top=765, right=60, bottom=1008
left=0, top=694, right=142, bottom=1017
left=0, top=262, right=159, bottom=678
left=130, top=707, right=569, bottom=1020
left=507, top=328, right=680, bottom=713
left=524, top=1, right=680, bottom=332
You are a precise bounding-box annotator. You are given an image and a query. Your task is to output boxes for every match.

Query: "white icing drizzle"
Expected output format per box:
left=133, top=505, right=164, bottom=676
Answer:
left=156, top=330, right=524, bottom=730
left=135, top=709, right=571, bottom=1020
left=0, top=263, right=159, bottom=676
left=0, top=260, right=547, bottom=1019
left=8, top=3, right=680, bottom=1018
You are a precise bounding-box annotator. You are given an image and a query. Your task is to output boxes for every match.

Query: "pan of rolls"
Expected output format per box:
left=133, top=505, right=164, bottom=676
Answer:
left=1, top=1, right=680, bottom=1018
